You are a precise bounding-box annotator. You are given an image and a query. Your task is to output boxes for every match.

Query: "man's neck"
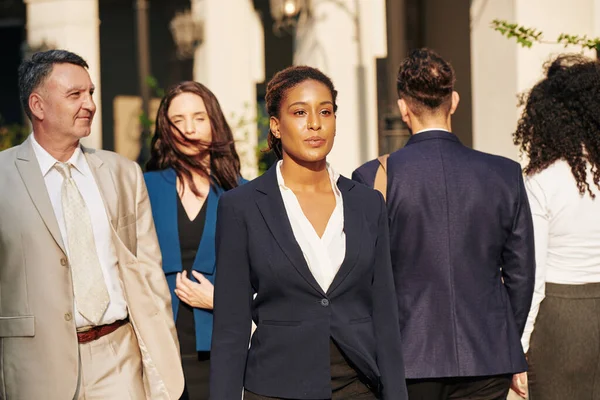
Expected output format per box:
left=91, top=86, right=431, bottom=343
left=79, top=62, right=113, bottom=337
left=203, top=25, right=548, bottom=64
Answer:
left=33, top=131, right=79, bottom=162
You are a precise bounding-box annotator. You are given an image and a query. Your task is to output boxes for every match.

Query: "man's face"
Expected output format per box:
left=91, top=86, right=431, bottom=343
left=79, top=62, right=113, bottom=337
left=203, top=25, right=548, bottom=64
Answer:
left=34, top=63, right=96, bottom=142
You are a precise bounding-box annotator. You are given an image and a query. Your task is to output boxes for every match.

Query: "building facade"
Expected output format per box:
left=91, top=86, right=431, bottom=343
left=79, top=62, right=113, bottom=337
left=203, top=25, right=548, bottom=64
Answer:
left=1, top=0, right=599, bottom=176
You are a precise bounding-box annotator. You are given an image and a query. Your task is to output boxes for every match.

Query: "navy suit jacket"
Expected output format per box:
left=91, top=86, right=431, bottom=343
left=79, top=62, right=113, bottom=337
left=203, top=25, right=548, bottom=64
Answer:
left=384, top=130, right=535, bottom=379
left=209, top=165, right=407, bottom=400
left=351, top=158, right=380, bottom=188
left=144, top=168, right=245, bottom=351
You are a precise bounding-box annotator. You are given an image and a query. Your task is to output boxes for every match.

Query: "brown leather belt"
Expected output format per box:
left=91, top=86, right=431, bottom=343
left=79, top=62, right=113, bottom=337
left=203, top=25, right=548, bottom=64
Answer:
left=77, top=318, right=128, bottom=344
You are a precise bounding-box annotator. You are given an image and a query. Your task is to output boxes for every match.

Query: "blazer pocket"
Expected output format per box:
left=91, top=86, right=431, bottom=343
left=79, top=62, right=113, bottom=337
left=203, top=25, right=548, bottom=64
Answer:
left=349, top=316, right=372, bottom=324
left=261, top=319, right=302, bottom=327
left=117, top=213, right=136, bottom=229
left=0, top=316, right=34, bottom=337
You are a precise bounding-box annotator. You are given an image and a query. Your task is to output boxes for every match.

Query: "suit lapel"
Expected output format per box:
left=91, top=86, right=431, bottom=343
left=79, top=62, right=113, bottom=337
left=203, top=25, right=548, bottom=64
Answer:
left=15, top=137, right=67, bottom=255
left=255, top=167, right=325, bottom=297
left=327, top=177, right=363, bottom=296
left=83, top=148, right=119, bottom=229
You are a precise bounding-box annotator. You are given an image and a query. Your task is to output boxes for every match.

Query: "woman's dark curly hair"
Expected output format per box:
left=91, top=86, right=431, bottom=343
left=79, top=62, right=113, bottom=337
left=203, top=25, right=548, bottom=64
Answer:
left=265, top=65, right=338, bottom=159
left=396, top=48, right=455, bottom=114
left=146, top=81, right=241, bottom=194
left=515, top=54, right=600, bottom=197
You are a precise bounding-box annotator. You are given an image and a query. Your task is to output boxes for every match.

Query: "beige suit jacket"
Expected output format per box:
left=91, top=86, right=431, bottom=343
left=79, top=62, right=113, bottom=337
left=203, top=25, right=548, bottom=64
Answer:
left=0, top=136, right=184, bottom=399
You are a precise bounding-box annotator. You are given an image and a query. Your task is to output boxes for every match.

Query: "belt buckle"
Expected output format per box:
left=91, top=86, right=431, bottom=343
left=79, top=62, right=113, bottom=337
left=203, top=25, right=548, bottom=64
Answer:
left=76, top=325, right=94, bottom=333
left=88, top=328, right=100, bottom=342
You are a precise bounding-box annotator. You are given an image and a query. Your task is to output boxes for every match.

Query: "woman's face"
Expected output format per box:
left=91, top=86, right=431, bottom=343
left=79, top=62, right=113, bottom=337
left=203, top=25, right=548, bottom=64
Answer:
left=167, top=92, right=212, bottom=156
left=270, top=79, right=336, bottom=164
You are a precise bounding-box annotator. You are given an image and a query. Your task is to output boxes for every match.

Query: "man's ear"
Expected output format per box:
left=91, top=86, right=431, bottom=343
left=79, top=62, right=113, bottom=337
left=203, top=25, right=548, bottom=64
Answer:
left=269, top=116, right=280, bottom=139
left=29, top=92, right=44, bottom=121
left=450, top=91, right=460, bottom=115
left=397, top=99, right=411, bottom=129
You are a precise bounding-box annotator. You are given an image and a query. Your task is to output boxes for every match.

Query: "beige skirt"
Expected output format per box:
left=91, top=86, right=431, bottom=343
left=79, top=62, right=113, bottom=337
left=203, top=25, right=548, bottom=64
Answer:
left=528, top=282, right=600, bottom=400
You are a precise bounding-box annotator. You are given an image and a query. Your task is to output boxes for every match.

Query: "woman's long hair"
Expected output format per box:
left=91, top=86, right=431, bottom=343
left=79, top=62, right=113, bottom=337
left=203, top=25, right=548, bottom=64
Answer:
left=515, top=54, right=600, bottom=197
left=146, top=81, right=241, bottom=195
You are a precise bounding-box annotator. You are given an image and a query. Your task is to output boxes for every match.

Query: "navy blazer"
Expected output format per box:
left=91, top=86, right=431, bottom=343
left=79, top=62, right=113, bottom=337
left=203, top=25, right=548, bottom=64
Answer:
left=351, top=158, right=380, bottom=188
left=384, top=130, right=535, bottom=379
left=144, top=168, right=244, bottom=351
left=209, top=165, right=407, bottom=400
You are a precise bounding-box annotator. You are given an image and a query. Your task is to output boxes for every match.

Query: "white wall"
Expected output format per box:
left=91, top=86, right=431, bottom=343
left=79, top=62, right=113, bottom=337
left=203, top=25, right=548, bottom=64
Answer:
left=192, top=0, right=264, bottom=179
left=470, top=0, right=595, bottom=164
left=25, top=0, right=103, bottom=149
left=294, top=0, right=387, bottom=177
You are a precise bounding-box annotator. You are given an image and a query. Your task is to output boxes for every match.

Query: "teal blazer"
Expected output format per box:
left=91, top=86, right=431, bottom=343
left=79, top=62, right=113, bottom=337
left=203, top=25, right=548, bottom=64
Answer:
left=144, top=168, right=246, bottom=351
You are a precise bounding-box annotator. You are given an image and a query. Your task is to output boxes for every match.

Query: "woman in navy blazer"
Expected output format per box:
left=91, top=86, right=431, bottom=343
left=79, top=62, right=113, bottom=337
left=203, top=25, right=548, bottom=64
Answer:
left=209, top=67, right=407, bottom=400
left=144, top=81, right=245, bottom=400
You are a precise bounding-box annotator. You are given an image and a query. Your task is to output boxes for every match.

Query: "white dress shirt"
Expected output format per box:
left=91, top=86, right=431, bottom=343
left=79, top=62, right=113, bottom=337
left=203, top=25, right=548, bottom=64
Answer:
left=522, top=160, right=600, bottom=352
left=276, top=161, right=345, bottom=293
left=31, top=134, right=127, bottom=327
left=414, top=128, right=451, bottom=134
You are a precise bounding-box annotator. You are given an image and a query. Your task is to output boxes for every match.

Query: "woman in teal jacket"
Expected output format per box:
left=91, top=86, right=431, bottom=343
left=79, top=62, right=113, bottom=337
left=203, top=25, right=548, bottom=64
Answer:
left=144, top=81, right=245, bottom=399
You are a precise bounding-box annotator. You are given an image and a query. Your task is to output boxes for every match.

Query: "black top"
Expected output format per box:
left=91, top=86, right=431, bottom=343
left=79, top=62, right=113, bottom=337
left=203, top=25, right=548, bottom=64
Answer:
left=176, top=194, right=208, bottom=356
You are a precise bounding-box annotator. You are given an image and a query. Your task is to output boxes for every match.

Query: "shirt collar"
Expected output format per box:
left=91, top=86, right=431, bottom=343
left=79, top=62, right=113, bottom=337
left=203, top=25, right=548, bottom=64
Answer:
left=276, top=160, right=340, bottom=191
left=414, top=127, right=451, bottom=135
left=30, top=133, right=87, bottom=177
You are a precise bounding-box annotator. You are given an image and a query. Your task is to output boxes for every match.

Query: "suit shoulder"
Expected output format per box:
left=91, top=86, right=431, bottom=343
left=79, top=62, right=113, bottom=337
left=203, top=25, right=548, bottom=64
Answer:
left=220, top=174, right=259, bottom=204
left=89, top=148, right=139, bottom=170
left=143, top=169, right=168, bottom=185
left=341, top=175, right=383, bottom=204
left=0, top=145, right=20, bottom=164
left=470, top=149, right=521, bottom=172
left=354, top=158, right=380, bottom=176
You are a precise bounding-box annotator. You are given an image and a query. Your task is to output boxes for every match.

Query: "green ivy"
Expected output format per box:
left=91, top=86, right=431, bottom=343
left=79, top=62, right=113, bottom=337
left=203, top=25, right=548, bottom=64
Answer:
left=491, top=19, right=600, bottom=52
left=0, top=115, right=29, bottom=152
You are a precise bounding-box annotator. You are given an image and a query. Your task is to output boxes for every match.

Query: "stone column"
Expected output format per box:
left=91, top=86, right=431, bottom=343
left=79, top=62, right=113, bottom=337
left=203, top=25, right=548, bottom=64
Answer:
left=25, top=0, right=102, bottom=149
left=192, top=0, right=264, bottom=179
left=294, top=0, right=387, bottom=176
left=470, top=0, right=595, bottom=163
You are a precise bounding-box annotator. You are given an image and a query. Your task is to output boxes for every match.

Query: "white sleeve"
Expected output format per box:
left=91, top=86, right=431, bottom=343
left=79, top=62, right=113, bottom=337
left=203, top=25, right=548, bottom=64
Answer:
left=521, top=175, right=550, bottom=353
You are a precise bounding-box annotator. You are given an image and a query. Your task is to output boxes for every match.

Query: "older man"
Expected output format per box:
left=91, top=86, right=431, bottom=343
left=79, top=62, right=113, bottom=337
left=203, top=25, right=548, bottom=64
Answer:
left=0, top=49, right=184, bottom=399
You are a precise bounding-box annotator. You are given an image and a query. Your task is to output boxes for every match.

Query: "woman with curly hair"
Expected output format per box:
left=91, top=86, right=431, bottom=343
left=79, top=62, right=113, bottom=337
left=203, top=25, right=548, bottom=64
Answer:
left=144, top=81, right=246, bottom=399
left=513, top=54, right=600, bottom=400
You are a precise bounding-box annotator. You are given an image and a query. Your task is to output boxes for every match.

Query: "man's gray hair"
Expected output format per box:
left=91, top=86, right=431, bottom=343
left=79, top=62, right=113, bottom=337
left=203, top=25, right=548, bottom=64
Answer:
left=18, top=49, right=89, bottom=120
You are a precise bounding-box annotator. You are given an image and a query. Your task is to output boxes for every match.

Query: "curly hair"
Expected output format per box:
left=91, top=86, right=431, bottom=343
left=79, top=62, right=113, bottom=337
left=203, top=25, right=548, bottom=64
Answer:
left=396, top=48, right=455, bottom=114
left=514, top=54, right=600, bottom=197
left=146, top=81, right=241, bottom=193
left=265, top=65, right=338, bottom=159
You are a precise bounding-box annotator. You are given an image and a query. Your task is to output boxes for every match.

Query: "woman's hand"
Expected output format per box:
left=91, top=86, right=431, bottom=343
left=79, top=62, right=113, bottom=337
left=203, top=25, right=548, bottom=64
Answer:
left=174, top=270, right=214, bottom=310
left=510, top=372, right=528, bottom=398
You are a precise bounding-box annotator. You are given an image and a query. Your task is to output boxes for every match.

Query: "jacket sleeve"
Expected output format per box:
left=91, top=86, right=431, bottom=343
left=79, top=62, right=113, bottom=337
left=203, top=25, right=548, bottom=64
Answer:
left=209, top=193, right=253, bottom=399
left=372, top=191, right=409, bottom=400
left=133, top=162, right=185, bottom=398
left=134, top=163, right=178, bottom=345
left=501, top=166, right=536, bottom=335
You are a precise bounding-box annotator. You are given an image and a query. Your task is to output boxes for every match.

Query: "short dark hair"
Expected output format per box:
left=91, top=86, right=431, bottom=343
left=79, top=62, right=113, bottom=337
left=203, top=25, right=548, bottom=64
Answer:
left=396, top=48, right=455, bottom=114
left=265, top=65, right=338, bottom=159
left=18, top=49, right=89, bottom=120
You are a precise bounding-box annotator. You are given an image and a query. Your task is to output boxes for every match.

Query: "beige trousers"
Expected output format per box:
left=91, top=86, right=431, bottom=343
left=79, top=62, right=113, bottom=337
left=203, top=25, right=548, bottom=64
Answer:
left=75, top=322, right=145, bottom=399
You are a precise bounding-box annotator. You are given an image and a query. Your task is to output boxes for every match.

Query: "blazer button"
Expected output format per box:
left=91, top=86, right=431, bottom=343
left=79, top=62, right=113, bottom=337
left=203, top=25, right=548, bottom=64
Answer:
left=320, top=298, right=330, bottom=307
left=60, top=258, right=68, bottom=267
left=64, top=312, right=73, bottom=321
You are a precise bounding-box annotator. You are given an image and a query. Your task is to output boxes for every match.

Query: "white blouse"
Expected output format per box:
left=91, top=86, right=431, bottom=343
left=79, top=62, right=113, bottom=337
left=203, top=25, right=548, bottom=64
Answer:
left=276, top=161, right=345, bottom=293
left=521, top=160, right=600, bottom=352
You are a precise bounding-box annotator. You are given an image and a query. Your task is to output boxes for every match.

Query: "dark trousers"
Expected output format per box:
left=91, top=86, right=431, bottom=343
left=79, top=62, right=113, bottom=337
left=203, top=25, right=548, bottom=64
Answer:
left=406, top=375, right=511, bottom=400
left=180, top=351, right=210, bottom=400
left=244, top=339, right=378, bottom=399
